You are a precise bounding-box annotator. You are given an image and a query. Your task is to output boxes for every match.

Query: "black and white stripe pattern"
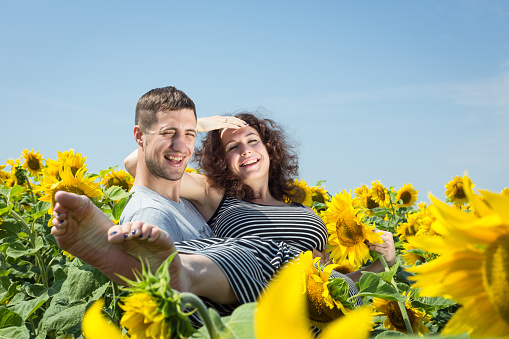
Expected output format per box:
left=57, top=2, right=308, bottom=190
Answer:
left=209, top=196, right=328, bottom=253
left=174, top=196, right=360, bottom=324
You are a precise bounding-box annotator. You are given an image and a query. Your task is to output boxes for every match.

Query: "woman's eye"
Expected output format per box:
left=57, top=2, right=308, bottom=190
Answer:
left=227, top=145, right=238, bottom=152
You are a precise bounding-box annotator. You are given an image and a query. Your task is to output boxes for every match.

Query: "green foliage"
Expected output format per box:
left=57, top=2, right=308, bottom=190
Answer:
left=0, top=163, right=131, bottom=338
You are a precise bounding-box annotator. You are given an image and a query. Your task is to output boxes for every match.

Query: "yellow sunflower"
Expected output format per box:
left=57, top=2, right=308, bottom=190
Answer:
left=311, top=185, right=329, bottom=204
left=502, top=188, right=509, bottom=197
left=444, top=175, right=474, bottom=206
left=21, top=149, right=44, bottom=176
left=371, top=293, right=431, bottom=335
left=333, top=259, right=360, bottom=275
left=38, top=165, right=103, bottom=214
left=407, top=177, right=509, bottom=338
left=256, top=257, right=373, bottom=339
left=288, top=179, right=313, bottom=207
left=0, top=165, right=9, bottom=185
left=353, top=184, right=380, bottom=211
left=297, top=251, right=355, bottom=328
left=395, top=183, right=418, bottom=208
left=185, top=166, right=200, bottom=174
left=5, top=158, right=28, bottom=188
left=45, top=149, right=87, bottom=179
left=82, top=299, right=123, bottom=339
left=320, top=191, right=382, bottom=267
left=369, top=180, right=390, bottom=208
left=101, top=169, right=134, bottom=191
left=400, top=241, right=430, bottom=267
left=120, top=292, right=168, bottom=339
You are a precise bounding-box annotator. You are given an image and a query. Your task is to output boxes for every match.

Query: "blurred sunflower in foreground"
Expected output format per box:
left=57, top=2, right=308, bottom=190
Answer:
left=408, top=176, right=509, bottom=338
left=256, top=256, right=373, bottom=339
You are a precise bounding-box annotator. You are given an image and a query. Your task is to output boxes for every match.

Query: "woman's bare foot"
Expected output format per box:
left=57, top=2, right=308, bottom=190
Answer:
left=51, top=191, right=190, bottom=292
left=108, top=222, right=190, bottom=292
left=51, top=191, right=142, bottom=283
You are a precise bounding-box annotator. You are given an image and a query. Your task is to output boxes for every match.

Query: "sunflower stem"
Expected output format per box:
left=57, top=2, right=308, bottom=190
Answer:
left=25, top=180, right=37, bottom=205
left=9, top=210, right=49, bottom=288
left=378, top=255, right=414, bottom=335
left=180, top=292, right=219, bottom=339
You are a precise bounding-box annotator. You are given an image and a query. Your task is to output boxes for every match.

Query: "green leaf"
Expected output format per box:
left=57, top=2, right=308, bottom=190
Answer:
left=0, top=205, right=12, bottom=217
left=99, top=166, right=118, bottom=177
left=112, top=196, right=130, bottom=220
left=375, top=330, right=407, bottom=338
left=0, top=325, right=30, bottom=338
left=0, top=281, right=19, bottom=305
left=10, top=296, right=48, bottom=321
left=0, top=190, right=10, bottom=199
left=376, top=261, right=400, bottom=284
left=104, top=186, right=131, bottom=201
left=357, top=272, right=406, bottom=302
left=0, top=307, right=22, bottom=328
left=411, top=296, right=456, bottom=313
left=9, top=186, right=26, bottom=199
left=38, top=298, right=88, bottom=334
left=66, top=264, right=110, bottom=303
left=190, top=302, right=256, bottom=339
left=5, top=242, right=26, bottom=259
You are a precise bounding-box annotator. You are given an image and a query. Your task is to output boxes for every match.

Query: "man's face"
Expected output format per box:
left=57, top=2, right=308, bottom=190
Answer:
left=142, top=109, right=196, bottom=181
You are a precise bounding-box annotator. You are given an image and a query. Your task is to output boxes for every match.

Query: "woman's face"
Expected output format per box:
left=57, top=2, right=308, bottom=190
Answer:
left=221, top=126, right=271, bottom=184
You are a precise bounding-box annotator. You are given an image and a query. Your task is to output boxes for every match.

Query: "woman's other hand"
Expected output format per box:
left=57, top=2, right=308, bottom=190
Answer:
left=367, top=230, right=396, bottom=267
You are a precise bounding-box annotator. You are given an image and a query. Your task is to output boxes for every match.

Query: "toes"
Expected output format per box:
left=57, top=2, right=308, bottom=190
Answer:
left=108, top=225, right=125, bottom=243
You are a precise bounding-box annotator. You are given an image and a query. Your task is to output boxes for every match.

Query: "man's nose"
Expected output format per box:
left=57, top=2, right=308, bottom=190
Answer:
left=171, top=133, right=191, bottom=152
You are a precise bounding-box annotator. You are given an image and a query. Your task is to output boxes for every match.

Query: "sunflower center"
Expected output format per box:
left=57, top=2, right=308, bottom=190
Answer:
left=404, top=223, right=419, bottom=237
left=307, top=277, right=327, bottom=314
left=291, top=187, right=306, bottom=204
left=335, top=212, right=365, bottom=247
left=313, top=192, right=325, bottom=204
left=306, top=277, right=344, bottom=324
left=482, top=233, right=509, bottom=325
left=453, top=183, right=465, bottom=199
left=367, top=196, right=379, bottom=209
left=51, top=185, right=86, bottom=206
left=400, top=191, right=411, bottom=204
left=27, top=158, right=41, bottom=171
left=387, top=301, right=416, bottom=333
left=107, top=177, right=129, bottom=191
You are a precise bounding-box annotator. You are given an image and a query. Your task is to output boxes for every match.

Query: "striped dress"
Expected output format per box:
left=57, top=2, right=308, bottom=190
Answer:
left=176, top=196, right=360, bottom=318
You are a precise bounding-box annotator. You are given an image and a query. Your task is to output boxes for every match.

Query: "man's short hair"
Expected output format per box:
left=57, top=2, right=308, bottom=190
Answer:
left=135, top=86, right=196, bottom=130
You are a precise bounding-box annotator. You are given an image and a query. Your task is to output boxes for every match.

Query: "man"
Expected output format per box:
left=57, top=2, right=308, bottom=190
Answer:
left=119, top=86, right=214, bottom=241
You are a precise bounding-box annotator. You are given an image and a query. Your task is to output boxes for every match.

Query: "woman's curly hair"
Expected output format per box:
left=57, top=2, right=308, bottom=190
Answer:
left=194, top=112, right=299, bottom=201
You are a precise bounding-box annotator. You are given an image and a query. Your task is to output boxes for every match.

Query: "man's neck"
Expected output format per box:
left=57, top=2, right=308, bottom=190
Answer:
left=133, top=165, right=181, bottom=202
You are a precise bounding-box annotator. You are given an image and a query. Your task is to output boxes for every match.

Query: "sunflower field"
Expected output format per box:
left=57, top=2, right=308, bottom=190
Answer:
left=0, top=149, right=508, bottom=339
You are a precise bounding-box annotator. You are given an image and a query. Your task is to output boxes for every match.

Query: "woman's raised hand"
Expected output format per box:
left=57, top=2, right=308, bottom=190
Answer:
left=196, top=115, right=247, bottom=132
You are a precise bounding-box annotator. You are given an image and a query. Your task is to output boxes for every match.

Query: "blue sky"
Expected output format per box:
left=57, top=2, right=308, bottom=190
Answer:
left=1, top=1, right=508, bottom=202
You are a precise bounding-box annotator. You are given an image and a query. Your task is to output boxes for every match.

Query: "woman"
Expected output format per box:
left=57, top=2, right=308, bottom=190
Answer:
left=124, top=113, right=395, bottom=302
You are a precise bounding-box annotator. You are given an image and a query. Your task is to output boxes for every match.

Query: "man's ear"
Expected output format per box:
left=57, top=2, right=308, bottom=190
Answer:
left=134, top=126, right=144, bottom=147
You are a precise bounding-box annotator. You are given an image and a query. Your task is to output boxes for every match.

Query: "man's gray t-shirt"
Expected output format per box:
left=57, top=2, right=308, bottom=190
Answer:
left=119, top=186, right=214, bottom=242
